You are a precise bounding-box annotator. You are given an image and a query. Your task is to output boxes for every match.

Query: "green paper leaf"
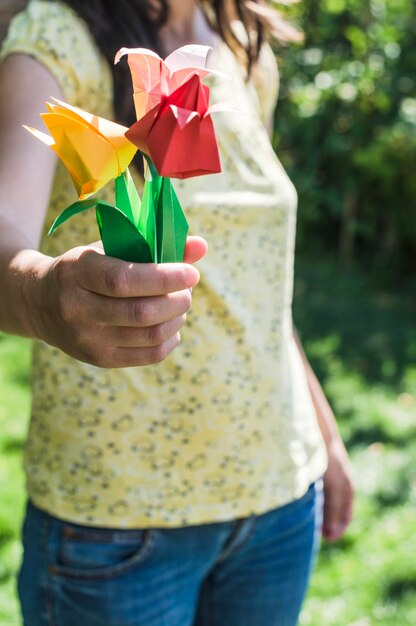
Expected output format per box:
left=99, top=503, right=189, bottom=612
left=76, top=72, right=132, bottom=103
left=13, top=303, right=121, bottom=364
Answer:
left=143, top=153, right=159, bottom=182
left=115, top=168, right=141, bottom=226
left=139, top=177, right=158, bottom=263
left=96, top=203, right=151, bottom=263
left=156, top=178, right=189, bottom=263
left=48, top=197, right=110, bottom=235
left=48, top=197, right=151, bottom=263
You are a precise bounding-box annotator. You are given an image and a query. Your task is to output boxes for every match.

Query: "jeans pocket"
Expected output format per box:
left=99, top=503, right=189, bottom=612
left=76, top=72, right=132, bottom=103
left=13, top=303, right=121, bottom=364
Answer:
left=49, top=523, right=155, bottom=581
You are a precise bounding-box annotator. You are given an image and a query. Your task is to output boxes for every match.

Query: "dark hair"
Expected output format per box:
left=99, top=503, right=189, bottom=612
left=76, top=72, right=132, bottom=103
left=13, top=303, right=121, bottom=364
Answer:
left=51, top=0, right=277, bottom=126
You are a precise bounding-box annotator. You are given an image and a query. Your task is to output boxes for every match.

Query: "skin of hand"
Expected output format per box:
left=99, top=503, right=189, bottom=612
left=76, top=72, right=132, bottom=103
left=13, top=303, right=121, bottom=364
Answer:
left=320, top=436, right=354, bottom=542
left=0, top=54, right=207, bottom=368
left=25, top=239, right=207, bottom=367
left=293, top=329, right=354, bottom=542
left=18, top=237, right=206, bottom=368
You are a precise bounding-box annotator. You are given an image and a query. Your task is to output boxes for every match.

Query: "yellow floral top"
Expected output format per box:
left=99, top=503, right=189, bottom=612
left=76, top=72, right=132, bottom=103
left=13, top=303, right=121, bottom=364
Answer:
left=1, top=0, right=327, bottom=528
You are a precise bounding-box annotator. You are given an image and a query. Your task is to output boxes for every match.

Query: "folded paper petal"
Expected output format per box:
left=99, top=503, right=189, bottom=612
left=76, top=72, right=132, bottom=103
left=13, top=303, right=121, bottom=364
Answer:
left=115, top=47, right=168, bottom=120
left=129, top=104, right=221, bottom=179
left=125, top=106, right=157, bottom=155
left=25, top=99, right=137, bottom=199
left=46, top=99, right=136, bottom=172
left=170, top=107, right=200, bottom=131
left=164, top=45, right=212, bottom=73
left=126, top=73, right=222, bottom=178
left=115, top=44, right=225, bottom=121
left=164, top=74, right=209, bottom=117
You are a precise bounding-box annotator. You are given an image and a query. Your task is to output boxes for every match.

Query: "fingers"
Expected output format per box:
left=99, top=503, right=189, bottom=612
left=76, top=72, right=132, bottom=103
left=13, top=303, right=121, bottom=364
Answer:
left=82, top=289, right=192, bottom=327
left=87, top=240, right=104, bottom=253
left=183, top=236, right=208, bottom=264
left=75, top=247, right=200, bottom=297
left=321, top=438, right=354, bottom=542
left=109, top=333, right=181, bottom=368
left=78, top=332, right=182, bottom=369
left=322, top=481, right=354, bottom=542
left=105, top=315, right=186, bottom=348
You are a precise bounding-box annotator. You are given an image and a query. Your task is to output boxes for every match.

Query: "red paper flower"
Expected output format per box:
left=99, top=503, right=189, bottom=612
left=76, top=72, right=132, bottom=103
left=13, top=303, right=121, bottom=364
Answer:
left=126, top=74, right=221, bottom=178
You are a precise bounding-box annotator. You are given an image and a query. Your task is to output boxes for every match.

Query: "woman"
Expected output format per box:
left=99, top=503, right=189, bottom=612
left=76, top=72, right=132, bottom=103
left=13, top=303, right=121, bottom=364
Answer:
left=0, top=1, right=353, bottom=624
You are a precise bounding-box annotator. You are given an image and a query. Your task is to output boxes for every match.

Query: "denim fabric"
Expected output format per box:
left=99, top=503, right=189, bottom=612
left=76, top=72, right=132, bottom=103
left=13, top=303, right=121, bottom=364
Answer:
left=18, top=480, right=323, bottom=626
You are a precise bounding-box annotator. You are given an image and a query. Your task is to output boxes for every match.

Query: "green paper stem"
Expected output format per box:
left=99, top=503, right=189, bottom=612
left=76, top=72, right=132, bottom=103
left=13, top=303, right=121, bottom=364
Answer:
left=114, top=168, right=141, bottom=226
left=141, top=154, right=188, bottom=262
left=156, top=178, right=189, bottom=263
left=140, top=178, right=158, bottom=263
left=142, top=152, right=159, bottom=182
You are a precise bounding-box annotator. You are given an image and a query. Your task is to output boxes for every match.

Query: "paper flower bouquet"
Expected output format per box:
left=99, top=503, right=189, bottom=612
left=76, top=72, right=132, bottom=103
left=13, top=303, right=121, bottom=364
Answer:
left=25, top=45, right=225, bottom=263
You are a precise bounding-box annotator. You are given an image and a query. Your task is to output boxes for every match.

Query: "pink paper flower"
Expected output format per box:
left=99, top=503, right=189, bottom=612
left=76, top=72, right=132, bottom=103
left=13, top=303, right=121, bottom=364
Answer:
left=115, top=45, right=226, bottom=178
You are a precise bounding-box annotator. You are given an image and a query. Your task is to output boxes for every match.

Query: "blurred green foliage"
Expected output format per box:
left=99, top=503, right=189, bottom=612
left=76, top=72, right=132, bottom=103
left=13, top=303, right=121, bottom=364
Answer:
left=292, top=259, right=416, bottom=625
left=274, top=0, right=416, bottom=272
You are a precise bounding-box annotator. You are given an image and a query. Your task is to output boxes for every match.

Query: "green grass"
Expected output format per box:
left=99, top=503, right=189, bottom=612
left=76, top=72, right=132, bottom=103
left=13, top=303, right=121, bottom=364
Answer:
left=0, top=258, right=415, bottom=625
left=0, top=334, right=31, bottom=626
left=294, top=259, right=416, bottom=626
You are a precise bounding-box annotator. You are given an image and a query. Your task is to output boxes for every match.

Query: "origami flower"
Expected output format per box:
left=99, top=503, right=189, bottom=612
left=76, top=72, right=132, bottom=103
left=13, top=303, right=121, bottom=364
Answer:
left=24, top=99, right=137, bottom=199
left=25, top=45, right=229, bottom=265
left=115, top=45, right=220, bottom=119
left=115, top=45, right=224, bottom=179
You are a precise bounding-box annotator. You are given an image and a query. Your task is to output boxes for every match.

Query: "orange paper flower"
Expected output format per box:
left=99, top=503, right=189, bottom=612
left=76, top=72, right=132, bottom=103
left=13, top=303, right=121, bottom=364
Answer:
left=24, top=99, right=137, bottom=199
left=115, top=45, right=226, bottom=179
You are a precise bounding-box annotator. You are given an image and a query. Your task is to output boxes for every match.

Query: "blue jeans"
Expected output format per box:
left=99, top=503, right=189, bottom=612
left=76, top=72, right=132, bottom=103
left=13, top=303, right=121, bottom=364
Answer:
left=18, top=481, right=323, bottom=626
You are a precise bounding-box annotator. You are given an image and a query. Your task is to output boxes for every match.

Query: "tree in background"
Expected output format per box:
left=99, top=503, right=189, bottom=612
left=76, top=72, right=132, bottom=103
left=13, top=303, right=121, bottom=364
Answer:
left=275, top=0, right=416, bottom=272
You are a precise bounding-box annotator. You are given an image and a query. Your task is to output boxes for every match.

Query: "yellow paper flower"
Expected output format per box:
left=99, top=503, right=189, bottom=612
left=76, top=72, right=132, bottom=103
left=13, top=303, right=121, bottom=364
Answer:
left=24, top=99, right=137, bottom=199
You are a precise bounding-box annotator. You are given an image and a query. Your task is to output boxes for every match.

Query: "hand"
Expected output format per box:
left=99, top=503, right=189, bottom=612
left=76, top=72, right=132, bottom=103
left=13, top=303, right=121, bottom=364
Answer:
left=322, top=437, right=354, bottom=542
left=28, top=236, right=207, bottom=368
left=292, top=327, right=355, bottom=542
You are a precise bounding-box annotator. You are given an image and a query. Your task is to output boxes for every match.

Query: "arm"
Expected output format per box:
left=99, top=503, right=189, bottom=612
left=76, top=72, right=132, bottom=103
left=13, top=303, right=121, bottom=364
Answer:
left=0, top=54, right=58, bottom=337
left=0, top=54, right=207, bottom=366
left=264, top=93, right=353, bottom=540
left=293, top=328, right=354, bottom=542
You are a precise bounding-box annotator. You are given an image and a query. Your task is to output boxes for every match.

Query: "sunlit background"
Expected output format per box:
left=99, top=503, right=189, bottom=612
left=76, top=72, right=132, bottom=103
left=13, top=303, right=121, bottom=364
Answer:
left=0, top=1, right=415, bottom=624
